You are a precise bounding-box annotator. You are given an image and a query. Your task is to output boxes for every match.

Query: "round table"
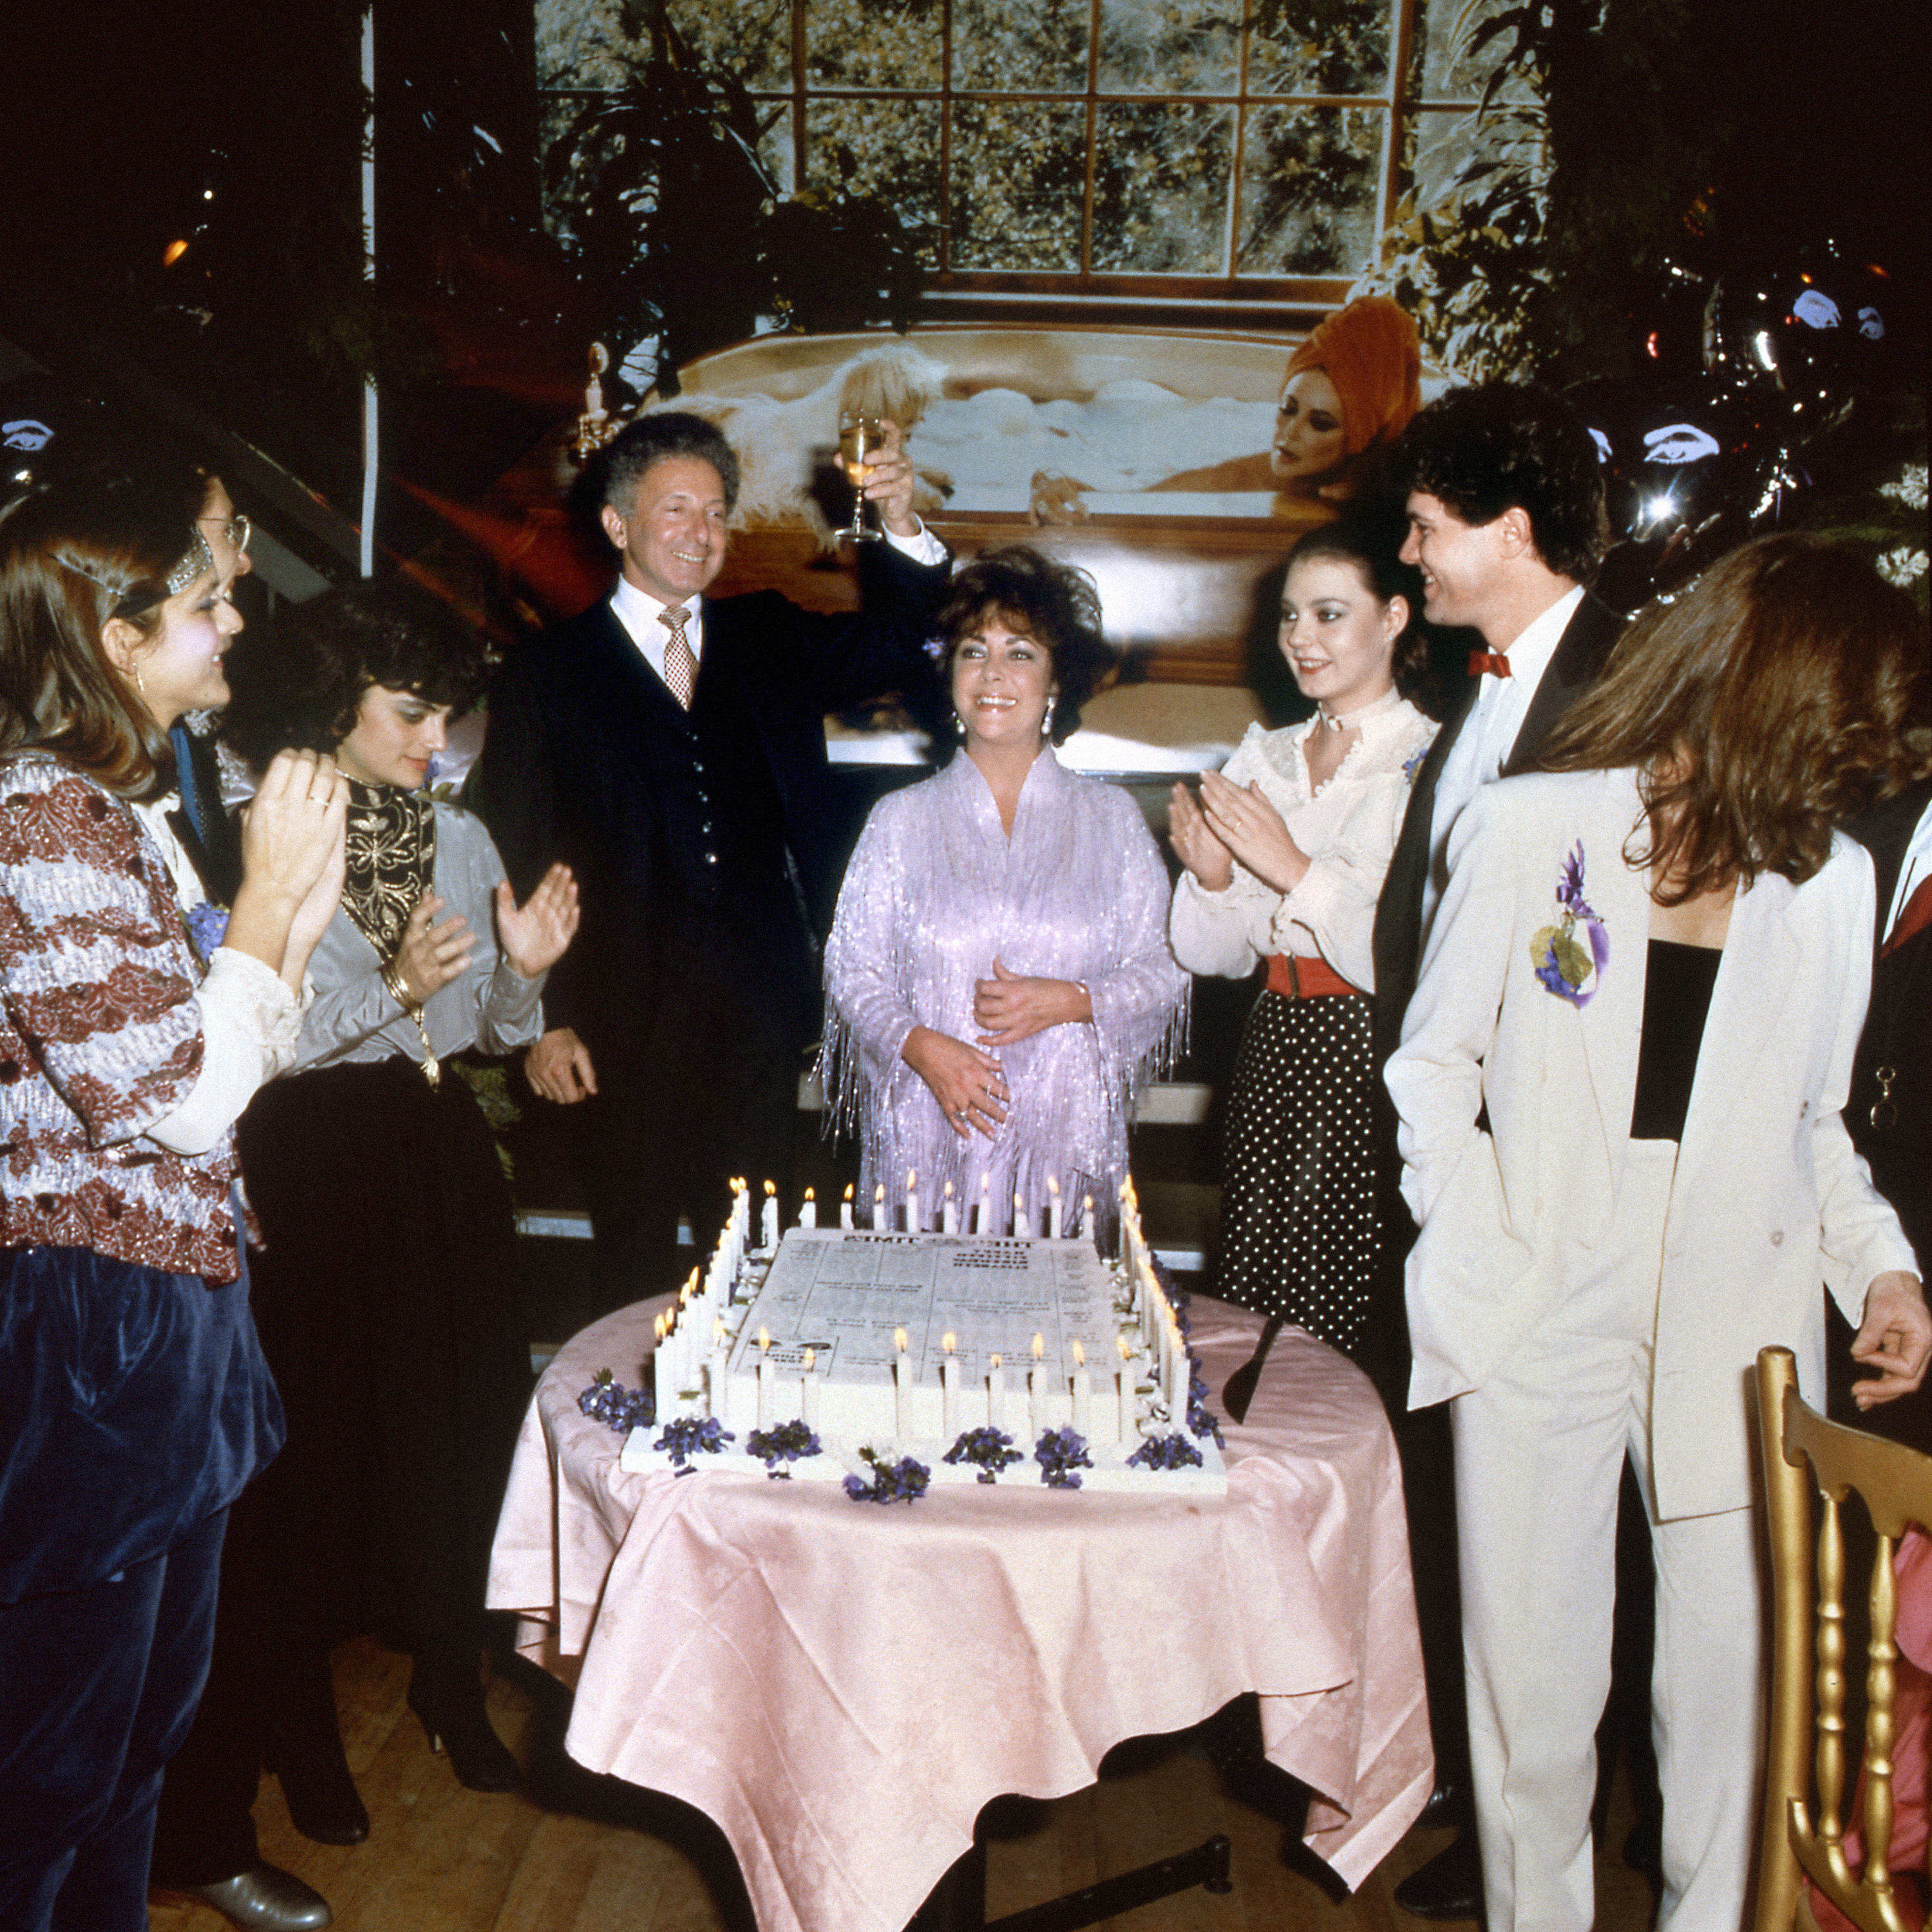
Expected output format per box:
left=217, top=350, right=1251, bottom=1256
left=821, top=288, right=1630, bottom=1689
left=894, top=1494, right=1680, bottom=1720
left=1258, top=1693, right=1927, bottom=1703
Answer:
left=489, top=1289, right=1430, bottom=1932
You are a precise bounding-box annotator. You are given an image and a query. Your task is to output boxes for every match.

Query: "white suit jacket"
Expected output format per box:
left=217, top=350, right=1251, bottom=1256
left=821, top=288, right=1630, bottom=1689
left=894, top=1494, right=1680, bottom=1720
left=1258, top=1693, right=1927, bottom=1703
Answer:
left=1386, top=767, right=1916, bottom=1519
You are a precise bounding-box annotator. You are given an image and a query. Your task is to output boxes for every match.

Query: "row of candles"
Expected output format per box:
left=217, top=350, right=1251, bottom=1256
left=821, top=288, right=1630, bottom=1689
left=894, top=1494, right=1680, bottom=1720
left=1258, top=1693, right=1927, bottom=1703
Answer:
left=820, top=1173, right=1096, bottom=1240
left=649, top=1177, right=1192, bottom=1441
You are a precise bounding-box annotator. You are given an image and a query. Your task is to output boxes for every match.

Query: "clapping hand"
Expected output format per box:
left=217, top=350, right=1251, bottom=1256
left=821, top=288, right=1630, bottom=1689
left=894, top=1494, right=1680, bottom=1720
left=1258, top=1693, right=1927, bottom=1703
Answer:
left=389, top=893, right=473, bottom=1007
left=495, top=863, right=580, bottom=979
left=1197, top=768, right=1310, bottom=896
left=1169, top=781, right=1233, bottom=891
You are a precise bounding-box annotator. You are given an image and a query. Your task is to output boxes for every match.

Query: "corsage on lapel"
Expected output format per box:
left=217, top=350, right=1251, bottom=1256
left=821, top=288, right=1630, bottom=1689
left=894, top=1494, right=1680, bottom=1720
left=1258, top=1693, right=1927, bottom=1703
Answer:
left=1531, top=841, right=1608, bottom=1007
left=185, top=900, right=231, bottom=965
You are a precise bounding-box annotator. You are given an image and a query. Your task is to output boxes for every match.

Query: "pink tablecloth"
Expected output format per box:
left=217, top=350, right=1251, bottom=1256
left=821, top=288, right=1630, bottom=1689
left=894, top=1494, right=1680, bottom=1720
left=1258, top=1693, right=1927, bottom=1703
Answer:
left=488, top=1292, right=1431, bottom=1932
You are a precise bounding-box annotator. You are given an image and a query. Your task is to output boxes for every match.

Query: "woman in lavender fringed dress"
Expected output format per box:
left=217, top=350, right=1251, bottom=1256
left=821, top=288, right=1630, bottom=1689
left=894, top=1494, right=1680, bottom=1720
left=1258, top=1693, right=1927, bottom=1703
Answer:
left=822, top=547, right=1188, bottom=1242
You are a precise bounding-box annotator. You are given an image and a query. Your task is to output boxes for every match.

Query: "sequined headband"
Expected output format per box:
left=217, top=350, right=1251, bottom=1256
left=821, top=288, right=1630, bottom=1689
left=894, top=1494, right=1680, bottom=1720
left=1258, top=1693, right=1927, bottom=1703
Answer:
left=58, top=529, right=215, bottom=607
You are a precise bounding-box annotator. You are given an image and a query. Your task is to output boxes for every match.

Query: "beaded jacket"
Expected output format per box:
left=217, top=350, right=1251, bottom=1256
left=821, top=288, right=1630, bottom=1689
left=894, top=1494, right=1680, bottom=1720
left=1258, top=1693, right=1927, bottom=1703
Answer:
left=821, top=748, right=1188, bottom=1236
left=0, top=756, right=247, bottom=1280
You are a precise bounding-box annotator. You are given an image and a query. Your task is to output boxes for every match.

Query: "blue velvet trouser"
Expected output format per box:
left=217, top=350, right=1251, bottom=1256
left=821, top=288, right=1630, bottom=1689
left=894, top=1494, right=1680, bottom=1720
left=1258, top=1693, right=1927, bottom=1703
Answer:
left=0, top=1506, right=228, bottom=1932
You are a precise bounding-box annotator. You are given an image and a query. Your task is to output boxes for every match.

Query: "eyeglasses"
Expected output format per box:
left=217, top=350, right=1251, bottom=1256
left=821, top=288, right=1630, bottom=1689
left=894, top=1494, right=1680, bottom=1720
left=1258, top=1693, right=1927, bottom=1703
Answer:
left=198, top=511, right=251, bottom=555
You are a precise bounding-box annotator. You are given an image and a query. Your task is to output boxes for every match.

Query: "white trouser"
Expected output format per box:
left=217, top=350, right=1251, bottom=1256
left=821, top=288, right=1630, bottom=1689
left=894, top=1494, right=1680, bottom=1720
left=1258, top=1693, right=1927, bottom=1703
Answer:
left=1451, top=1141, right=1765, bottom=1932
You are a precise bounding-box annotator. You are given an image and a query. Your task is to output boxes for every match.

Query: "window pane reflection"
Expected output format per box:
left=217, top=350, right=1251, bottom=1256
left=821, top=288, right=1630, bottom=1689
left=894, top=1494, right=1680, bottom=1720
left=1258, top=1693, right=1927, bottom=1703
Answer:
left=1247, top=0, right=1390, bottom=97
left=1097, top=0, right=1242, bottom=97
left=1092, top=102, right=1236, bottom=273
left=952, top=0, right=1090, bottom=93
left=1237, top=104, right=1382, bottom=274
left=950, top=100, right=1088, bottom=269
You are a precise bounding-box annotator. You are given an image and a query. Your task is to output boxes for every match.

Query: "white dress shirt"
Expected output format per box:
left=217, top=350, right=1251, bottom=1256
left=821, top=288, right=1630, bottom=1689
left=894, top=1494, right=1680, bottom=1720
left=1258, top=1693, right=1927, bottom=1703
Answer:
left=1420, top=582, right=1585, bottom=942
left=609, top=521, right=949, bottom=688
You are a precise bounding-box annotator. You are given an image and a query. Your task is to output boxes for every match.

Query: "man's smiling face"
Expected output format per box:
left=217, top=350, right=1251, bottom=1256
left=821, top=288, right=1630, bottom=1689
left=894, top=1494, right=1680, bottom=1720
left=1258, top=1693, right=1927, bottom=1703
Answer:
left=601, top=455, right=730, bottom=605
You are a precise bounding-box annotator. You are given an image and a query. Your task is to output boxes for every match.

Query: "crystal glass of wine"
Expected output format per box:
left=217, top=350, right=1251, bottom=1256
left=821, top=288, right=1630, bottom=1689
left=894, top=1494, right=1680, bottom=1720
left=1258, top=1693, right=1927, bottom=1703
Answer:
left=838, top=410, right=884, bottom=542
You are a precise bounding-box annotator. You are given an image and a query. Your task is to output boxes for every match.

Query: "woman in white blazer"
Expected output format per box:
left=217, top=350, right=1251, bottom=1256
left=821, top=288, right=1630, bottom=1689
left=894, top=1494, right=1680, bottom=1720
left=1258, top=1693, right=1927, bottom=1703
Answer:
left=1385, top=535, right=1931, bottom=1932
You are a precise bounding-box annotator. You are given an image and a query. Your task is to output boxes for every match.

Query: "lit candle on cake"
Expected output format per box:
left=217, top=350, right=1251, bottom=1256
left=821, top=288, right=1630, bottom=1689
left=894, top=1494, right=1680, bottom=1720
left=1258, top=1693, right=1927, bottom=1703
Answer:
left=757, top=1325, right=774, bottom=1429
left=873, top=1184, right=886, bottom=1232
left=1070, top=1339, right=1091, bottom=1437
left=1046, top=1176, right=1062, bottom=1239
left=653, top=1311, right=671, bottom=1416
left=905, top=1169, right=920, bottom=1233
left=709, top=1317, right=729, bottom=1425
left=941, top=1180, right=958, bottom=1235
left=1014, top=1192, right=1032, bottom=1238
left=893, top=1327, right=911, bottom=1440
left=978, top=1177, right=991, bottom=1235
left=1029, top=1332, right=1047, bottom=1435
left=940, top=1332, right=959, bottom=1437
left=762, top=1180, right=779, bottom=1253
left=988, top=1352, right=1005, bottom=1431
left=1117, top=1336, right=1137, bottom=1440
left=1165, top=1316, right=1185, bottom=1417
left=841, top=1184, right=855, bottom=1229
left=1080, top=1194, right=1094, bottom=1244
left=800, top=1186, right=816, bottom=1229
left=800, top=1347, right=820, bottom=1430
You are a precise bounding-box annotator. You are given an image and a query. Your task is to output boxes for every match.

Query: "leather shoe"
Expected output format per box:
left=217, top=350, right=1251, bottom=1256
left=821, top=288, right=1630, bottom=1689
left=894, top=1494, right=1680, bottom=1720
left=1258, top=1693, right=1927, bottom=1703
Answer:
left=1393, top=1831, right=1483, bottom=1922
left=407, top=1648, right=520, bottom=1794
left=155, top=1864, right=332, bottom=1929
left=1416, top=1776, right=1464, bottom=1829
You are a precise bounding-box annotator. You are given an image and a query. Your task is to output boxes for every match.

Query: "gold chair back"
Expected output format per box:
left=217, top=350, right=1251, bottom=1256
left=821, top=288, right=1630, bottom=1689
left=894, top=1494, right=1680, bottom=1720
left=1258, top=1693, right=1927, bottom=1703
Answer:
left=1754, top=1345, right=1932, bottom=1932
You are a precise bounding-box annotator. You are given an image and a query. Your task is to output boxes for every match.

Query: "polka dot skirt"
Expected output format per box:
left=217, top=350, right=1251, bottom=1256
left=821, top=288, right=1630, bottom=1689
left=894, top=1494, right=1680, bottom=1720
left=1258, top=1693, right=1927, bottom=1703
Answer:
left=1217, top=987, right=1381, bottom=1357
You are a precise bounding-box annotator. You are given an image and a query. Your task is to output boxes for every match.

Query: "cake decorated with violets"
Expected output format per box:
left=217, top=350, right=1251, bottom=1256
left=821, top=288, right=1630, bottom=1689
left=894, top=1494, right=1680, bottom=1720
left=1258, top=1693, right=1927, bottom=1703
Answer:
left=594, top=1182, right=1227, bottom=1496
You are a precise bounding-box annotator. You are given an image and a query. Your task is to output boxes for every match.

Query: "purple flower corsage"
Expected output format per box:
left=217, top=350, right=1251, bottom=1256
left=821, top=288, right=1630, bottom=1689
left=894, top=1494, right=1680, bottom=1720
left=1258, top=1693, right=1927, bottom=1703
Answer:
left=185, top=900, right=230, bottom=965
left=1530, top=841, right=1609, bottom=1007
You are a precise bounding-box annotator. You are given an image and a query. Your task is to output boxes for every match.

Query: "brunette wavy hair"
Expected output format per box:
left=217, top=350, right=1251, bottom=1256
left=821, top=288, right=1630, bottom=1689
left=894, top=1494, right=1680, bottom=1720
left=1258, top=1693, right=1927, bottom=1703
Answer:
left=223, top=580, right=493, bottom=770
left=0, top=471, right=207, bottom=798
left=1283, top=518, right=1431, bottom=694
left=931, top=546, right=1117, bottom=750
left=1538, top=535, right=1931, bottom=900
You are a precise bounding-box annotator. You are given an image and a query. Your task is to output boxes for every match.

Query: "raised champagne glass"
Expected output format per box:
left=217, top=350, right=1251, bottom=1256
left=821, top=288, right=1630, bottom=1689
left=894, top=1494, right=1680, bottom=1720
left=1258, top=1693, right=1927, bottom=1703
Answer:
left=838, top=410, right=884, bottom=542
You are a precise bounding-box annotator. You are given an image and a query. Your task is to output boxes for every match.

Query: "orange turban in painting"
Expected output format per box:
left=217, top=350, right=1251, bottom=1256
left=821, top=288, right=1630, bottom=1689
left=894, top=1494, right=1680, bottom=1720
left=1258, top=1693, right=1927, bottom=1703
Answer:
left=1283, top=297, right=1422, bottom=458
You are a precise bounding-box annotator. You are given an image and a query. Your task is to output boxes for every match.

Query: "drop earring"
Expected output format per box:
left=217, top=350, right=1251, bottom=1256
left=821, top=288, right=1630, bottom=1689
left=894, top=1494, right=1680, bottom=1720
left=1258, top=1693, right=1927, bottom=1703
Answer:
left=954, top=714, right=967, bottom=740
left=1041, top=696, right=1056, bottom=737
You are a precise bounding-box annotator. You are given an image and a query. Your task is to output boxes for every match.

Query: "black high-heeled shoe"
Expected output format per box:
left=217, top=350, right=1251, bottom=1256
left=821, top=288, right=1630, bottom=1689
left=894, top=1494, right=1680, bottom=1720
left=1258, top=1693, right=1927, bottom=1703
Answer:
left=406, top=1645, right=520, bottom=1793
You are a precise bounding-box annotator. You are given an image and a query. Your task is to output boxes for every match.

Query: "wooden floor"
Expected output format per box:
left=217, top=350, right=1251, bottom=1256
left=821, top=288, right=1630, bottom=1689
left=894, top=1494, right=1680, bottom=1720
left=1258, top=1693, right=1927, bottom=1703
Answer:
left=147, top=1635, right=1662, bottom=1932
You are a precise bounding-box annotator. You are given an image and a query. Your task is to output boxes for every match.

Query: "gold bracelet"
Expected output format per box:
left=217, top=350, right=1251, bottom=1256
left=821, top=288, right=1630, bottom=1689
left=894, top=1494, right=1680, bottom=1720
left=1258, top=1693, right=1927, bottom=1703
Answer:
left=381, top=960, right=441, bottom=1088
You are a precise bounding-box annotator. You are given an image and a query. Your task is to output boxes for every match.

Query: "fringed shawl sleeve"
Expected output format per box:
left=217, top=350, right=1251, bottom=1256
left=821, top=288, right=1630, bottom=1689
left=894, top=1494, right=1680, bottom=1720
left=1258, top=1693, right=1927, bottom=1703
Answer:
left=822, top=750, right=1188, bottom=1235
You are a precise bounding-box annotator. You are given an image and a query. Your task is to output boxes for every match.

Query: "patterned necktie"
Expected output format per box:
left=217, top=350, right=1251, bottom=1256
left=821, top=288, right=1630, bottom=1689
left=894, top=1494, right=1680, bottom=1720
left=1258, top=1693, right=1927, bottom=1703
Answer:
left=661, top=604, right=697, bottom=710
left=1884, top=872, right=1932, bottom=958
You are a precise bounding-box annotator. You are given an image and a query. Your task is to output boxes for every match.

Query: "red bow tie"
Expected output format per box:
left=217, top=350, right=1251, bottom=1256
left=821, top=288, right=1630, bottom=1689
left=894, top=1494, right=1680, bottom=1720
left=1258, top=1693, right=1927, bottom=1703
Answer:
left=1468, top=651, right=1512, bottom=678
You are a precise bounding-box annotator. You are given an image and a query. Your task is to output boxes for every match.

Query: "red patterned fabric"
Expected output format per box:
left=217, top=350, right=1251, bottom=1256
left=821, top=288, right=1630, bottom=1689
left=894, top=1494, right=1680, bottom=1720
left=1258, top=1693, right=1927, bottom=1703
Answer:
left=0, top=756, right=243, bottom=1281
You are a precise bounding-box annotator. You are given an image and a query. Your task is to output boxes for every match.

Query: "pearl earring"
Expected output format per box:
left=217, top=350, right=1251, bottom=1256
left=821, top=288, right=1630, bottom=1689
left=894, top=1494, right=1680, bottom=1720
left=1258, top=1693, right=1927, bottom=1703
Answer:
left=1041, top=696, right=1056, bottom=737
left=954, top=714, right=967, bottom=740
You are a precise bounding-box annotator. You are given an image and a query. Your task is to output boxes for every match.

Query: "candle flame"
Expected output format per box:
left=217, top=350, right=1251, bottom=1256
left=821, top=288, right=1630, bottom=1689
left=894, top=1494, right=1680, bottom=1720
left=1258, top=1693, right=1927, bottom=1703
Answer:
left=844, top=1184, right=855, bottom=1202
left=943, top=1332, right=956, bottom=1354
left=1117, top=1336, right=1132, bottom=1361
left=944, top=1179, right=954, bottom=1198
left=874, top=1184, right=885, bottom=1202
left=990, top=1352, right=1003, bottom=1370
left=654, top=1313, right=667, bottom=1341
left=804, top=1186, right=815, bottom=1201
left=764, top=1179, right=775, bottom=1197
left=895, top=1327, right=908, bottom=1353
left=758, top=1325, right=772, bottom=1352
left=1046, top=1175, right=1059, bottom=1197
left=1031, top=1332, right=1045, bottom=1360
left=1084, top=1194, right=1094, bottom=1211
left=803, top=1347, right=816, bottom=1371
left=1073, top=1340, right=1086, bottom=1367
left=714, top=1317, right=726, bottom=1343
left=907, top=1169, right=916, bottom=1188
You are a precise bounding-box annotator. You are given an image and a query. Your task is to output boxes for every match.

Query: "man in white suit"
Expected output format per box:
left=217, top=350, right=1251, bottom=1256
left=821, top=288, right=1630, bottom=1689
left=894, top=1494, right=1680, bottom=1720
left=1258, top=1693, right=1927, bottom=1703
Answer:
left=1387, top=536, right=1931, bottom=1931
left=1366, top=382, right=1622, bottom=1918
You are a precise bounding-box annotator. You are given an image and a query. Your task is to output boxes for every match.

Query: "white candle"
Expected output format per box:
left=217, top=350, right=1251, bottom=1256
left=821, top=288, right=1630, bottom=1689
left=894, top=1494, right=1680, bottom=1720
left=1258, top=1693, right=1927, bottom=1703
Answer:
left=978, top=1178, right=991, bottom=1235
left=1028, top=1332, right=1047, bottom=1435
left=1117, top=1337, right=1137, bottom=1441
left=708, top=1317, right=729, bottom=1423
left=652, top=1312, right=671, bottom=1418
left=905, top=1169, right=920, bottom=1233
left=757, top=1325, right=774, bottom=1428
left=1071, top=1340, right=1091, bottom=1437
left=1165, top=1318, right=1185, bottom=1417
left=940, top=1332, right=959, bottom=1438
left=1046, top=1176, right=1063, bottom=1240
left=872, top=1184, right=887, bottom=1232
left=800, top=1187, right=817, bottom=1229
left=988, top=1353, right=1005, bottom=1432
left=841, top=1185, right=855, bottom=1229
left=893, top=1327, right=911, bottom=1440
left=801, top=1346, right=820, bottom=1430
left=1080, top=1193, right=1095, bottom=1244
left=1014, top=1192, right=1032, bottom=1239
left=941, top=1181, right=958, bottom=1235
left=762, top=1180, right=779, bottom=1253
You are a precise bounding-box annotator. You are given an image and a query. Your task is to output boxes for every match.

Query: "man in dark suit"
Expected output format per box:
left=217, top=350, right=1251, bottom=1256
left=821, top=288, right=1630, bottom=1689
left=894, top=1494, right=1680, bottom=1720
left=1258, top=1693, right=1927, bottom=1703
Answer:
left=472, top=411, right=951, bottom=1312
left=1367, top=382, right=1620, bottom=1918
left=1839, top=774, right=1932, bottom=1454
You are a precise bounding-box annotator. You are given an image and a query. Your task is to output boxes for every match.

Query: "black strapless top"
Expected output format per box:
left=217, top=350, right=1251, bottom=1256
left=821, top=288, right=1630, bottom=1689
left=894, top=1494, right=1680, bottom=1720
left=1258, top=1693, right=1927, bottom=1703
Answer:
left=1630, top=939, right=1722, bottom=1142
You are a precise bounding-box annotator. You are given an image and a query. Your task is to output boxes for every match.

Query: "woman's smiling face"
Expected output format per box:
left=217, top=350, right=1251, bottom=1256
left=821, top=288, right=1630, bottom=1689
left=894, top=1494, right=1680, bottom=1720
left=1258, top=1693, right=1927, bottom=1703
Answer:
left=951, top=614, right=1057, bottom=752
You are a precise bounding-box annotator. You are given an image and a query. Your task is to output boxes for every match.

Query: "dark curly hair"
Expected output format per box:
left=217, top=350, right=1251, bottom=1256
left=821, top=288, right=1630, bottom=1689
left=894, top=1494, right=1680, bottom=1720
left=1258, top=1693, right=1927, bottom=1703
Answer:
left=1396, top=381, right=1609, bottom=584
left=222, top=580, right=493, bottom=770
left=1539, top=535, right=1931, bottom=900
left=1283, top=517, right=1431, bottom=694
left=931, top=546, right=1117, bottom=750
left=600, top=411, right=741, bottom=517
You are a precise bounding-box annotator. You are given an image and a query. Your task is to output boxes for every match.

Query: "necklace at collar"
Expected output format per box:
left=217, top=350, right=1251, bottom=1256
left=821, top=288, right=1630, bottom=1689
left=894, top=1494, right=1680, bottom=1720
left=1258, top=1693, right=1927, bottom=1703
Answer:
left=1315, top=686, right=1403, bottom=734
